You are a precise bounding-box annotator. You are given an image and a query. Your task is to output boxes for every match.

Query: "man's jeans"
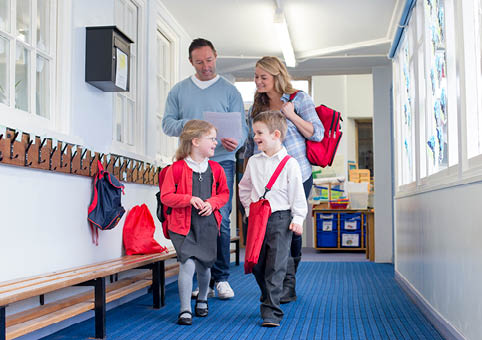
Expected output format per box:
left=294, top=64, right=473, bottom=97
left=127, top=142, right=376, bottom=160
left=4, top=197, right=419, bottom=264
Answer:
left=211, top=160, right=235, bottom=283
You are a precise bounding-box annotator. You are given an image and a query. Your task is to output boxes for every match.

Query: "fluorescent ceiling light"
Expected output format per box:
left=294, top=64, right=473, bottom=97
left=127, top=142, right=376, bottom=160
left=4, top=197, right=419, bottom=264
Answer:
left=273, top=9, right=296, bottom=67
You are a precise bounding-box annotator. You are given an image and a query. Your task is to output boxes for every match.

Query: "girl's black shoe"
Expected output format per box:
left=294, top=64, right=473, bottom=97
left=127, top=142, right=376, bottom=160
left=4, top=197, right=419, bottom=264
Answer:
left=195, top=299, right=209, bottom=317
left=177, top=311, right=192, bottom=325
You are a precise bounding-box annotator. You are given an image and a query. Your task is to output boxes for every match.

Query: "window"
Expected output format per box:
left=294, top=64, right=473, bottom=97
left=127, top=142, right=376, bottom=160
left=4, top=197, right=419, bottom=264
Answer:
left=234, top=79, right=310, bottom=106
left=0, top=0, right=55, bottom=120
left=114, top=0, right=141, bottom=151
left=396, top=32, right=416, bottom=185
left=465, top=0, right=482, bottom=159
left=420, top=0, right=458, bottom=177
left=156, top=29, right=177, bottom=164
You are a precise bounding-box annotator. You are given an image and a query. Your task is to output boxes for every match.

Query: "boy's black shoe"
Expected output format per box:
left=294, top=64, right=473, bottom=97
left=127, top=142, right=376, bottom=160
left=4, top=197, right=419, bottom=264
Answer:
left=177, top=311, right=192, bottom=325
left=195, top=299, right=209, bottom=317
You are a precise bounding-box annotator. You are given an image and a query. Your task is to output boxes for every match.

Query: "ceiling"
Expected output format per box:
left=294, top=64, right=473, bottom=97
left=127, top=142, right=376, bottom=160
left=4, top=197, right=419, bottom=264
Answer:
left=161, top=0, right=403, bottom=79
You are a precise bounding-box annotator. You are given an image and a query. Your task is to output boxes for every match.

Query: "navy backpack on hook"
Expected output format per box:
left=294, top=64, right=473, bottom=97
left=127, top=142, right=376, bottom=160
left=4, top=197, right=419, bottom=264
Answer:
left=88, top=160, right=125, bottom=245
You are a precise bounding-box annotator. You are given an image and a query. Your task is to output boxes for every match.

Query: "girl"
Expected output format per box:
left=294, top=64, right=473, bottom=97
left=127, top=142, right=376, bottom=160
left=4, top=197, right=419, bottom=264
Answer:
left=161, top=120, right=229, bottom=325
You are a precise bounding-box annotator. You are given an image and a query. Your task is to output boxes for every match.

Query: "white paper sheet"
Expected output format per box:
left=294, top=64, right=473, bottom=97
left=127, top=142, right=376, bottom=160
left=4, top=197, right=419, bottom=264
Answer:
left=203, top=111, right=242, bottom=141
left=115, top=48, right=128, bottom=91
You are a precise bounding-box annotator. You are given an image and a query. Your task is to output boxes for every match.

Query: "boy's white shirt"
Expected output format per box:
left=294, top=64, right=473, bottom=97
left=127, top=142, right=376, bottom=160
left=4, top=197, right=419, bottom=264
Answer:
left=185, top=156, right=209, bottom=173
left=238, top=146, right=307, bottom=226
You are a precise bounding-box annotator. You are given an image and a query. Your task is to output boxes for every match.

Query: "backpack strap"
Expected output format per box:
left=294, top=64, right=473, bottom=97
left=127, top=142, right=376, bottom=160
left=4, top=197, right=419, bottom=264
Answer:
left=260, top=155, right=291, bottom=199
left=208, top=160, right=222, bottom=188
left=288, top=90, right=300, bottom=102
left=171, top=160, right=184, bottom=185
left=165, top=160, right=184, bottom=216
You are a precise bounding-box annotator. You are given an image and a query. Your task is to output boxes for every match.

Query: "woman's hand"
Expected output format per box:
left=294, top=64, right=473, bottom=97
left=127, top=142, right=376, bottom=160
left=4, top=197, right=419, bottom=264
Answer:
left=281, top=101, right=314, bottom=138
left=281, top=102, right=296, bottom=120
left=190, top=196, right=205, bottom=210
left=198, top=201, right=213, bottom=216
left=289, top=223, right=303, bottom=235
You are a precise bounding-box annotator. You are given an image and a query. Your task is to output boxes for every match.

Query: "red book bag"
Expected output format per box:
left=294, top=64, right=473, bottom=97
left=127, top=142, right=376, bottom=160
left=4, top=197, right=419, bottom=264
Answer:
left=289, top=91, right=343, bottom=167
left=155, top=160, right=223, bottom=239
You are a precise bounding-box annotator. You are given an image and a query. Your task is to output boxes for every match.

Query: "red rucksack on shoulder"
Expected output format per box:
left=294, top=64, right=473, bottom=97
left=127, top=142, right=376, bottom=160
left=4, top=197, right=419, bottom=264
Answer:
left=289, top=91, right=343, bottom=167
left=155, top=160, right=223, bottom=239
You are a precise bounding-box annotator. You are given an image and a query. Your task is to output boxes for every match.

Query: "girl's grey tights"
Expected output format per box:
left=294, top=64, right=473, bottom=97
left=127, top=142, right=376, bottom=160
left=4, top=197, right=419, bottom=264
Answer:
left=178, top=258, right=210, bottom=315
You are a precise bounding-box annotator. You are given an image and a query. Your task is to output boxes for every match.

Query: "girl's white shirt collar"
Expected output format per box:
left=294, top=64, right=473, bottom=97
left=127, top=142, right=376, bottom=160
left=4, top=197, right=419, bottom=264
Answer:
left=185, top=156, right=209, bottom=173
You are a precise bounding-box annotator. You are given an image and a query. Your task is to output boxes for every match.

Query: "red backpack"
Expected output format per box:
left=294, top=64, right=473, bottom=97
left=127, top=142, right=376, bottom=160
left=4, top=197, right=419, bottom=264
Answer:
left=155, top=160, right=223, bottom=239
left=289, top=91, right=343, bottom=167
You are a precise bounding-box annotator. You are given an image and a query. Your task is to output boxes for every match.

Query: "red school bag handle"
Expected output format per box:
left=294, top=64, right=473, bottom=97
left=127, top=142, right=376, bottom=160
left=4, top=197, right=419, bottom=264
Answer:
left=244, top=155, right=291, bottom=274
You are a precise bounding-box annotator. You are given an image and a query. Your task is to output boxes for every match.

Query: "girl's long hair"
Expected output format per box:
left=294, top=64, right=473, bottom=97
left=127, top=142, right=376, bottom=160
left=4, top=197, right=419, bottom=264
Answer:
left=175, top=120, right=215, bottom=161
left=251, top=56, right=296, bottom=119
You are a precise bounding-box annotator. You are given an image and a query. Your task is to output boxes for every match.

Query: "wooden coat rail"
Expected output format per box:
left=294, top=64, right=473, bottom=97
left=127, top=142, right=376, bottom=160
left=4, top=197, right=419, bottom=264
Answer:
left=0, top=127, right=159, bottom=185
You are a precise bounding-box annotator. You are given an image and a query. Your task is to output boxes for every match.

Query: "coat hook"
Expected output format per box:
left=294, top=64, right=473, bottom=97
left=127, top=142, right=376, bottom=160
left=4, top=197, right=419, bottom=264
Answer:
left=24, top=139, right=33, bottom=166
left=49, top=146, right=58, bottom=171
left=80, top=149, right=88, bottom=170
left=106, top=157, right=112, bottom=169
left=60, top=143, right=69, bottom=168
left=70, top=149, right=78, bottom=173
left=9, top=131, right=19, bottom=160
left=38, top=138, right=47, bottom=164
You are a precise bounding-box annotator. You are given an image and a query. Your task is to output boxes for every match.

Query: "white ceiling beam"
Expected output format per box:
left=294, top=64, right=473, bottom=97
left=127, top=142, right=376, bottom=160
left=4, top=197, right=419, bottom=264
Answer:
left=297, top=37, right=391, bottom=59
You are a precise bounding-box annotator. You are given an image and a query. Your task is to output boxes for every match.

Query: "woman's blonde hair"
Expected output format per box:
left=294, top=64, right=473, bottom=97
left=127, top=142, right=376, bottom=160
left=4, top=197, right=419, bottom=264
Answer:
left=174, top=120, right=216, bottom=161
left=251, top=56, right=296, bottom=119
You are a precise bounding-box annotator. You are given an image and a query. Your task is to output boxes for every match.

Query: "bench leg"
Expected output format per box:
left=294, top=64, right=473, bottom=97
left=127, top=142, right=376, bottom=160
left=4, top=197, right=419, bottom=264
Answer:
left=152, top=261, right=161, bottom=309
left=235, top=239, right=240, bottom=266
left=160, top=261, right=165, bottom=307
left=94, top=277, right=106, bottom=339
left=1, top=306, right=5, bottom=340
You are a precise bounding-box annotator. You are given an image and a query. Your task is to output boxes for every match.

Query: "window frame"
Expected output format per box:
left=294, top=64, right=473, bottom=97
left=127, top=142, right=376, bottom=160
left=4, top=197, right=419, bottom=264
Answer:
left=0, top=0, right=60, bottom=134
left=111, top=0, right=146, bottom=156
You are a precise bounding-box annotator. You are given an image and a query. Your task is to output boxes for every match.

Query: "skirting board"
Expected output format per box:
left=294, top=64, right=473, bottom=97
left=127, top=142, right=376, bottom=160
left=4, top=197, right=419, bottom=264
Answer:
left=395, top=270, right=466, bottom=340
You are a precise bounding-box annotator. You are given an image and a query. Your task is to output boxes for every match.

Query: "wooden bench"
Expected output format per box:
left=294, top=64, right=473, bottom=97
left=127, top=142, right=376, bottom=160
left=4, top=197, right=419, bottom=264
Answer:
left=1, top=237, right=240, bottom=340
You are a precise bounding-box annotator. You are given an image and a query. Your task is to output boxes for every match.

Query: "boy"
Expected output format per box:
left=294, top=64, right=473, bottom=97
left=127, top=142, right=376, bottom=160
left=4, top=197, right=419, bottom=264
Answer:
left=238, top=111, right=307, bottom=327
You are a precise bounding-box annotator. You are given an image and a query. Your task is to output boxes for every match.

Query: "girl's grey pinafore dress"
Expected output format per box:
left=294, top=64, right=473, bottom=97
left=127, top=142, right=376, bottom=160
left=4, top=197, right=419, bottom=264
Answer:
left=169, top=166, right=218, bottom=267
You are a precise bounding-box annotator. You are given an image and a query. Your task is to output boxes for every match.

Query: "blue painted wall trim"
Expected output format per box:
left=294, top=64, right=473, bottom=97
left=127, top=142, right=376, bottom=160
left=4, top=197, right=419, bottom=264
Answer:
left=388, top=0, right=417, bottom=58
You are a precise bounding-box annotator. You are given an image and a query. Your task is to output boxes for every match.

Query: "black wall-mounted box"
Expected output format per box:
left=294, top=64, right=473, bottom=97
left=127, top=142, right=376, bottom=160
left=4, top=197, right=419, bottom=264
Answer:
left=85, top=26, right=134, bottom=92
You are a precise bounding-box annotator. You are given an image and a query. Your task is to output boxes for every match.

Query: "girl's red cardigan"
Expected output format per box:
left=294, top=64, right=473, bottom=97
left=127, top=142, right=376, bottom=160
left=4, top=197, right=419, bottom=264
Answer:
left=160, top=160, right=229, bottom=236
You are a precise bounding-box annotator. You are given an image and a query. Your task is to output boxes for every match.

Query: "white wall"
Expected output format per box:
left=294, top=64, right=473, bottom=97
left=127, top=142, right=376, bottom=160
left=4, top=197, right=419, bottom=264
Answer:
left=395, top=183, right=482, bottom=339
left=0, top=0, right=193, bottom=285
left=372, top=65, right=393, bottom=263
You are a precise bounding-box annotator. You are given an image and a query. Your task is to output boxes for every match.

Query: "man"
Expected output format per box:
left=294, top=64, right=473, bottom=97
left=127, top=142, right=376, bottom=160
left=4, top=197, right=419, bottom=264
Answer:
left=162, top=38, right=248, bottom=299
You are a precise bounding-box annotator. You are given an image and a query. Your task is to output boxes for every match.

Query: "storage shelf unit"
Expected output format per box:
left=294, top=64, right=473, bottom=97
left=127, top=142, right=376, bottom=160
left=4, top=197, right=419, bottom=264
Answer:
left=313, top=209, right=373, bottom=257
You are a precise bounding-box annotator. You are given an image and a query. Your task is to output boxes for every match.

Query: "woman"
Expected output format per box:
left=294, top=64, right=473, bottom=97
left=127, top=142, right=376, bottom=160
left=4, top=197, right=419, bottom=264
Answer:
left=244, top=56, right=324, bottom=303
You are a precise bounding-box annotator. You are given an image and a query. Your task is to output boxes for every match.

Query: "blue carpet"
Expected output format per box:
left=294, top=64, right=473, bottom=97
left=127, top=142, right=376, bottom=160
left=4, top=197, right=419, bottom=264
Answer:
left=42, top=262, right=443, bottom=339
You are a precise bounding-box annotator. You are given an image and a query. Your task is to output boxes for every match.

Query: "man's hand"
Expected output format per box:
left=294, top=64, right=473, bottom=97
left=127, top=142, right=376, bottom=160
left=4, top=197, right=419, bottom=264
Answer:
left=289, top=223, right=303, bottom=235
left=190, top=196, right=205, bottom=210
left=220, top=137, right=238, bottom=152
left=198, top=201, right=213, bottom=216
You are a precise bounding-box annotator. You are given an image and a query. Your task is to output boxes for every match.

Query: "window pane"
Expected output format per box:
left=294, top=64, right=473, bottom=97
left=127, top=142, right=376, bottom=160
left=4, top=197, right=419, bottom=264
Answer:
left=36, top=55, right=49, bottom=118
left=0, top=0, right=9, bottom=32
left=0, top=36, right=8, bottom=105
left=424, top=0, right=448, bottom=175
left=16, top=0, right=30, bottom=43
left=37, top=0, right=50, bottom=52
left=127, top=99, right=134, bottom=145
left=115, top=95, right=124, bottom=142
left=15, top=43, right=29, bottom=111
left=399, top=35, right=415, bottom=184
